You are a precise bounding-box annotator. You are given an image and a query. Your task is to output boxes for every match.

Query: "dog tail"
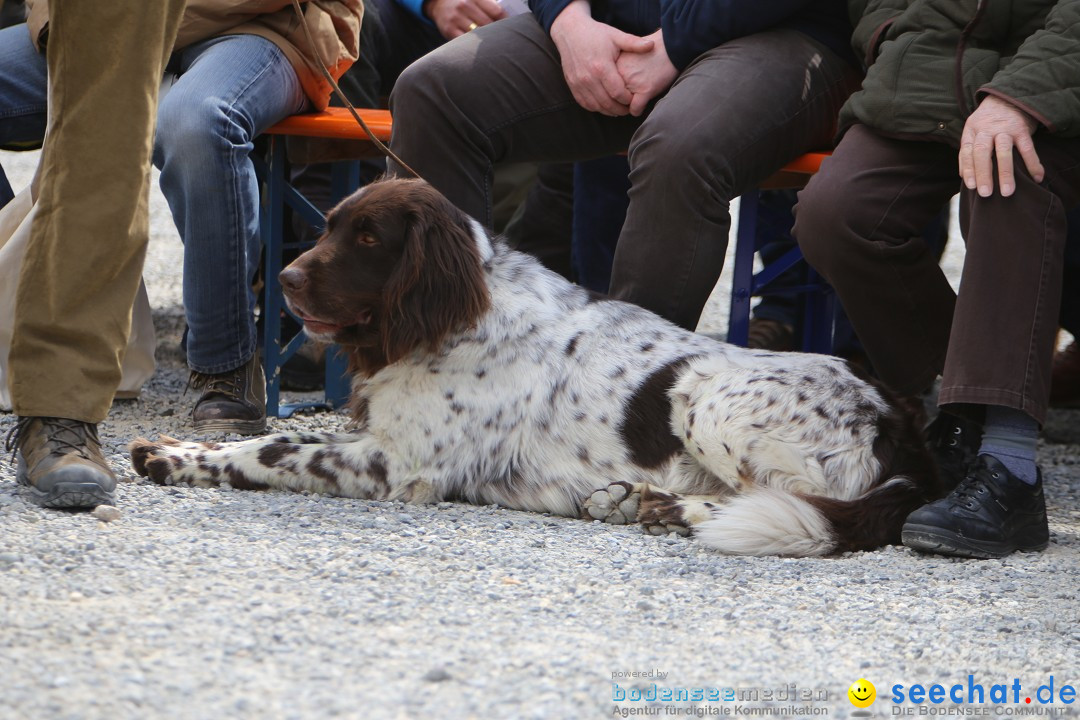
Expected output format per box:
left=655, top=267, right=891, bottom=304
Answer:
left=694, top=474, right=935, bottom=557
left=694, top=485, right=840, bottom=556
left=695, top=394, right=941, bottom=557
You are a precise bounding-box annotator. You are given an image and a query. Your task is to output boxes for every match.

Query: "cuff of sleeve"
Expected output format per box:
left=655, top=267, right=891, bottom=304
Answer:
left=658, top=23, right=693, bottom=71
left=532, top=0, right=577, bottom=34
left=399, top=0, right=435, bottom=25
left=865, top=18, right=895, bottom=67
left=978, top=87, right=1053, bottom=133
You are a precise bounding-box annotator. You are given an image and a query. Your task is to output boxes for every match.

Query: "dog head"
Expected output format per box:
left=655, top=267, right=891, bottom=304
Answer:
left=279, top=177, right=491, bottom=376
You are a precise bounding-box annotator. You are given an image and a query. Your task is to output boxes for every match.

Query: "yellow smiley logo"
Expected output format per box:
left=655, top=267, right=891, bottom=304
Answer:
left=848, top=679, right=876, bottom=708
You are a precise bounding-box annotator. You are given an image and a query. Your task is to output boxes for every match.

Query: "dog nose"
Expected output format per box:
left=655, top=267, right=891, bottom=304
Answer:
left=279, top=266, right=307, bottom=293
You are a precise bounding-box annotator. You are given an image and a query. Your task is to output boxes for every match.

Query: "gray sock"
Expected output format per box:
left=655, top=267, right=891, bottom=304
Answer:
left=978, top=405, right=1039, bottom=485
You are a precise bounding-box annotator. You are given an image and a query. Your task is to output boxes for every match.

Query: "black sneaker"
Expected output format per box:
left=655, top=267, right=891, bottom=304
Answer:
left=190, top=353, right=267, bottom=435
left=902, top=455, right=1050, bottom=559
left=925, top=410, right=982, bottom=492
left=4, top=417, right=117, bottom=509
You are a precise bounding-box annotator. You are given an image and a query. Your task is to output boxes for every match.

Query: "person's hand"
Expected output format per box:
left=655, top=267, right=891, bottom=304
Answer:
left=959, top=95, right=1044, bottom=198
left=550, top=0, right=653, bottom=116
left=615, top=29, right=677, bottom=116
left=424, top=0, right=507, bottom=40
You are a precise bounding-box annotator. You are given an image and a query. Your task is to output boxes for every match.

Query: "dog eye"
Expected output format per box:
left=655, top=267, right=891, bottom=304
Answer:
left=357, top=232, right=379, bottom=247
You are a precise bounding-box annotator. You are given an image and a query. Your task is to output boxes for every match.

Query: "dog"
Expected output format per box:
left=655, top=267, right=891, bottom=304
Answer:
left=130, top=178, right=940, bottom=556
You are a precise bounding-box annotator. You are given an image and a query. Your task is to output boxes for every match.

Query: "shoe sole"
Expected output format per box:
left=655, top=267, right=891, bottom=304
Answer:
left=16, top=457, right=116, bottom=510
left=902, top=524, right=1048, bottom=559
left=193, top=417, right=267, bottom=435
left=20, top=482, right=115, bottom=510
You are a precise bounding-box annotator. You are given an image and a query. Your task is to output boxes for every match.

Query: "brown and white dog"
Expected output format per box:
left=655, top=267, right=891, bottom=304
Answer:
left=130, top=178, right=940, bottom=556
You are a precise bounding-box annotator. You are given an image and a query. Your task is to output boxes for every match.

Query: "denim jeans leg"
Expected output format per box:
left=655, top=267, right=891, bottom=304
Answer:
left=0, top=24, right=48, bottom=207
left=153, top=35, right=307, bottom=374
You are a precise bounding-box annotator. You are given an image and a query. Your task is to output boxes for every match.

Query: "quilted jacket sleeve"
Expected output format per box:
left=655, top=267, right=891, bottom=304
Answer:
left=979, top=0, right=1080, bottom=136
left=848, top=0, right=906, bottom=67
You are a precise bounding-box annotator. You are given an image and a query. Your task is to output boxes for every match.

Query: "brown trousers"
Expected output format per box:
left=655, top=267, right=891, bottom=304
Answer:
left=794, top=124, right=1080, bottom=424
left=9, top=0, right=186, bottom=423
left=388, top=14, right=860, bottom=330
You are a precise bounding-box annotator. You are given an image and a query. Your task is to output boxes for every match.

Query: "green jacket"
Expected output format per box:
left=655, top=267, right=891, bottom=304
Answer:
left=841, top=0, right=1080, bottom=145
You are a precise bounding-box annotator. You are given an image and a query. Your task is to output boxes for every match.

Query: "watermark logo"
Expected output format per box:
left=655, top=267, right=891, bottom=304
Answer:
left=849, top=679, right=877, bottom=709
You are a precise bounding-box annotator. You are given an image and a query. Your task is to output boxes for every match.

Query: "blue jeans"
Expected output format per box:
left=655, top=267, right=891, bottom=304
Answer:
left=0, top=24, right=48, bottom=208
left=0, top=29, right=307, bottom=373
left=154, top=34, right=307, bottom=374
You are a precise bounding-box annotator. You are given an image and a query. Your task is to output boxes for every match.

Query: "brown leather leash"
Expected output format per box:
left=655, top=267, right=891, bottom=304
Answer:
left=290, top=0, right=422, bottom=180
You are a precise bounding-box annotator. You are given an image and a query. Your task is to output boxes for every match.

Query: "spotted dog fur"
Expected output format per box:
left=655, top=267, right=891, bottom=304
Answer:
left=130, top=178, right=941, bottom=556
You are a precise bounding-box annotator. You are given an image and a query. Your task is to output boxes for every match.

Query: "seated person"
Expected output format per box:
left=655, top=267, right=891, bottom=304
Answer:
left=386, top=0, right=862, bottom=331
left=357, top=0, right=574, bottom=274
left=0, top=0, right=362, bottom=434
left=793, top=0, right=1080, bottom=558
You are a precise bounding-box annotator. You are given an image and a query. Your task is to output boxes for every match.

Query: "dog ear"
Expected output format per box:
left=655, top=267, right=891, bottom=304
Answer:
left=380, top=197, right=491, bottom=362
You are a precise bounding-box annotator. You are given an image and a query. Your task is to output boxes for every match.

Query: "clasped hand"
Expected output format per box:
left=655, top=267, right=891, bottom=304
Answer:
left=551, top=2, right=676, bottom=117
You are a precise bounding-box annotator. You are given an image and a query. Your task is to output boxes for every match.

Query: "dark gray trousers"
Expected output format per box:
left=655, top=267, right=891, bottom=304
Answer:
left=388, top=13, right=859, bottom=330
left=795, top=124, right=1080, bottom=424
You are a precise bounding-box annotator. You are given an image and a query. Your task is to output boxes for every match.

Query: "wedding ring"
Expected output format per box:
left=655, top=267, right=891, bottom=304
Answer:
left=468, top=22, right=478, bottom=31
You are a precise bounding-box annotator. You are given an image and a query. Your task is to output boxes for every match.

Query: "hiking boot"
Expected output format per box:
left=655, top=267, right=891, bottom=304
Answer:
left=4, top=417, right=116, bottom=509
left=747, top=317, right=796, bottom=351
left=190, top=354, right=266, bottom=435
left=902, top=455, right=1050, bottom=559
left=1050, top=339, right=1080, bottom=408
left=925, top=410, right=982, bottom=492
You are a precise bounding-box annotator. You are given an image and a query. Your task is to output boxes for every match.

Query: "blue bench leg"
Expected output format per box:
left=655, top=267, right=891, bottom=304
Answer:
left=727, top=192, right=759, bottom=346
left=729, top=190, right=836, bottom=354
left=262, top=137, right=287, bottom=419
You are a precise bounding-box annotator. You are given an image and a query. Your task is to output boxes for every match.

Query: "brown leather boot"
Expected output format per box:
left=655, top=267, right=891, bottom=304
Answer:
left=5, top=416, right=116, bottom=509
left=190, top=353, right=267, bottom=435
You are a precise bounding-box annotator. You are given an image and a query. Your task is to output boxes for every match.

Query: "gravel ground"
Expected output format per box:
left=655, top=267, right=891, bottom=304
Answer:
left=1, top=148, right=1078, bottom=720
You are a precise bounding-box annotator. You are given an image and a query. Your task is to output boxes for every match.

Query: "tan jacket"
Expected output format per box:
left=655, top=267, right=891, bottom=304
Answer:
left=26, top=0, right=362, bottom=110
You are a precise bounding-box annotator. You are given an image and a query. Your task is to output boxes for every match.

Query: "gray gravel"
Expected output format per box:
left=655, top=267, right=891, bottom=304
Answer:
left=1, top=148, right=1078, bottom=720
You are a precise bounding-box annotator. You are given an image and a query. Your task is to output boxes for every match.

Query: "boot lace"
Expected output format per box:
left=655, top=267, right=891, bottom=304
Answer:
left=5, top=417, right=100, bottom=463
left=188, top=368, right=243, bottom=400
left=925, top=412, right=980, bottom=489
left=950, top=462, right=1004, bottom=511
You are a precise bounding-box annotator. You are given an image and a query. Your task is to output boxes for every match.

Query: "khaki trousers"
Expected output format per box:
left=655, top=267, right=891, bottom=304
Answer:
left=9, top=0, right=185, bottom=422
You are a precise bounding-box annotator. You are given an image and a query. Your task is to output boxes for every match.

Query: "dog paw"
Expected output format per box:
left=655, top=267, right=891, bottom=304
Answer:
left=638, top=487, right=691, bottom=536
left=584, top=481, right=642, bottom=525
left=128, top=436, right=193, bottom=486
left=128, top=440, right=168, bottom=483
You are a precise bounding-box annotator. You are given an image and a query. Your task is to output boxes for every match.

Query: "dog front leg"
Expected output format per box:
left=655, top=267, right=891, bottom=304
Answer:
left=129, top=432, right=396, bottom=499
